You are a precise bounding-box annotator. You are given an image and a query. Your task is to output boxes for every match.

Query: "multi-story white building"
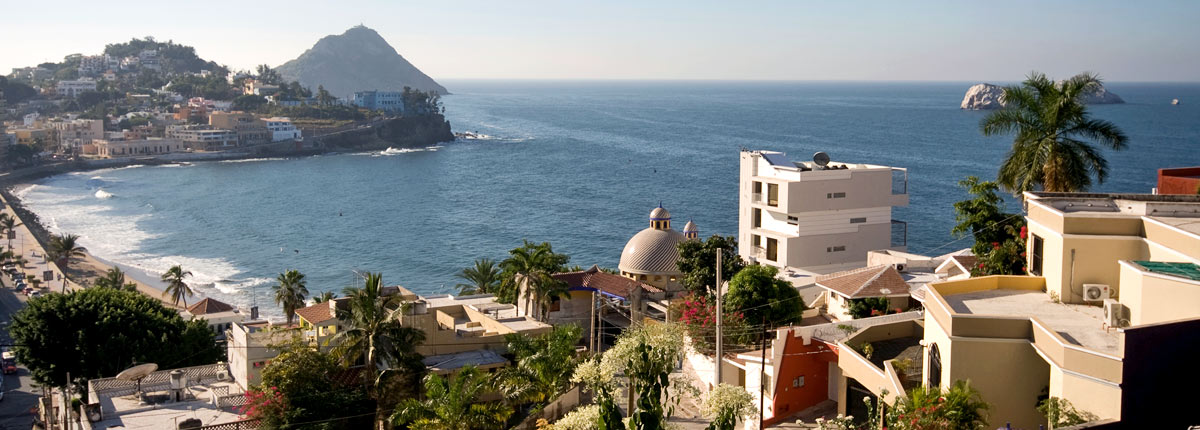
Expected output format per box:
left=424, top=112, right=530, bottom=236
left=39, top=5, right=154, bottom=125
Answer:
left=166, top=124, right=238, bottom=150
left=56, top=79, right=97, bottom=98
left=262, top=117, right=301, bottom=142
left=738, top=150, right=909, bottom=272
left=52, top=118, right=104, bottom=148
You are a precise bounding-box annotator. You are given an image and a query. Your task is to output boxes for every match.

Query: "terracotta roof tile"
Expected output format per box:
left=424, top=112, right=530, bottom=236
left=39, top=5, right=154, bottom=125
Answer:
left=553, top=266, right=662, bottom=299
left=294, top=302, right=337, bottom=325
left=816, top=265, right=910, bottom=299
left=187, top=298, right=234, bottom=315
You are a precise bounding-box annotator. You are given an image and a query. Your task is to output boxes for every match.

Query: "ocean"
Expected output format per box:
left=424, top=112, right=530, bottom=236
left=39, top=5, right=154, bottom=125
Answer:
left=16, top=81, right=1200, bottom=318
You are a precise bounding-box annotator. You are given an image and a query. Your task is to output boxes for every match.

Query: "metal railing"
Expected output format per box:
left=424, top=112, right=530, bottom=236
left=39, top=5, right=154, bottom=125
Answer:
left=891, top=220, right=907, bottom=248
left=891, top=168, right=908, bottom=195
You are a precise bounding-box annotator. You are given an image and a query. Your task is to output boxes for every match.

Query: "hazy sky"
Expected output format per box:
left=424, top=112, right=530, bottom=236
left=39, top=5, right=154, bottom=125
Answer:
left=3, top=0, right=1198, bottom=81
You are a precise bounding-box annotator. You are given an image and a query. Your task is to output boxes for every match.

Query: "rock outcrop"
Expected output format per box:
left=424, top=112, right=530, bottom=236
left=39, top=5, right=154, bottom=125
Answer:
left=961, top=83, right=1006, bottom=110
left=276, top=25, right=448, bottom=98
left=961, top=82, right=1125, bottom=109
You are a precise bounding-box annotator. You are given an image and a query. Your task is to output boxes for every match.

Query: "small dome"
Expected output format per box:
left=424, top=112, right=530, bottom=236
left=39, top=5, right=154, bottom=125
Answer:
left=683, top=221, right=698, bottom=233
left=619, top=228, right=687, bottom=275
left=650, top=206, right=671, bottom=220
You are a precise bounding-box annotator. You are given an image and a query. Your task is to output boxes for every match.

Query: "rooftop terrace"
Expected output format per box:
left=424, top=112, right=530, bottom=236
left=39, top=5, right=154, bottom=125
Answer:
left=941, top=289, right=1119, bottom=355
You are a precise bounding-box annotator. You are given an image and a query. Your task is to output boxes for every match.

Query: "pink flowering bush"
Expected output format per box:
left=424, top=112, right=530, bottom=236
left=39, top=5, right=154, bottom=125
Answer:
left=238, top=386, right=287, bottom=426
left=672, top=295, right=752, bottom=354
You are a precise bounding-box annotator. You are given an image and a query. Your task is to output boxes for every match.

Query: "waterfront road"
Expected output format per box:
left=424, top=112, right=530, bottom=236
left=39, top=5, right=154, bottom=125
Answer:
left=0, top=276, right=39, bottom=429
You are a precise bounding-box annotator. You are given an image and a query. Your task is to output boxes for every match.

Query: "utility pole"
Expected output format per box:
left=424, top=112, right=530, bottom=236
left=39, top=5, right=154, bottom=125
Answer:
left=759, top=327, right=768, bottom=430
left=590, top=289, right=598, bottom=352
left=714, top=250, right=723, bottom=389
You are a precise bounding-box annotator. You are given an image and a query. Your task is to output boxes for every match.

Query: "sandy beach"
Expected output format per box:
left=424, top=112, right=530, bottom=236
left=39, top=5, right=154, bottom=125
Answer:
left=1, top=193, right=184, bottom=310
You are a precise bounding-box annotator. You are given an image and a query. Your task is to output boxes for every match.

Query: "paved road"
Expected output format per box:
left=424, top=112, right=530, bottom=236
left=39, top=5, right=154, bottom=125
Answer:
left=0, top=275, right=39, bottom=430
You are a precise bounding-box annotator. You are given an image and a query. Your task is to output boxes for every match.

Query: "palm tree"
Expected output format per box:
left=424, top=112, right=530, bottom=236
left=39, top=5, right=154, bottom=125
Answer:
left=313, top=291, right=337, bottom=303
left=94, top=267, right=137, bottom=291
left=497, top=325, right=582, bottom=406
left=48, top=234, right=86, bottom=292
left=0, top=213, right=16, bottom=250
left=455, top=258, right=502, bottom=296
left=161, top=265, right=194, bottom=307
left=272, top=269, right=309, bottom=325
left=980, top=72, right=1128, bottom=193
left=329, top=272, right=426, bottom=423
left=391, top=366, right=513, bottom=430
left=501, top=241, right=568, bottom=322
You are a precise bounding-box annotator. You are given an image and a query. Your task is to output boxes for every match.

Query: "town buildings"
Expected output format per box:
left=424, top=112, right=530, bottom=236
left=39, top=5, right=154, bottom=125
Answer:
left=92, top=138, right=185, bottom=157
left=353, top=90, right=405, bottom=113
left=738, top=150, right=909, bottom=272
left=181, top=298, right=247, bottom=340
left=241, top=78, right=279, bottom=96
left=166, top=124, right=238, bottom=150
left=262, top=117, right=301, bottom=142
left=51, top=118, right=103, bottom=149
left=55, top=79, right=97, bottom=98
left=209, top=111, right=270, bottom=146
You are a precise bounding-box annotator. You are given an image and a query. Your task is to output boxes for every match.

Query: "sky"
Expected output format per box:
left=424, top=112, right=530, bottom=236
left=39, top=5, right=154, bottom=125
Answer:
left=2, top=0, right=1199, bottom=82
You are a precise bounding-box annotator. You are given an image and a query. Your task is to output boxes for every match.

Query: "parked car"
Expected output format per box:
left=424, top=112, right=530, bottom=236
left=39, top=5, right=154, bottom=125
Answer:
left=2, top=351, right=16, bottom=375
left=29, top=291, right=42, bottom=298
left=22, top=287, right=33, bottom=296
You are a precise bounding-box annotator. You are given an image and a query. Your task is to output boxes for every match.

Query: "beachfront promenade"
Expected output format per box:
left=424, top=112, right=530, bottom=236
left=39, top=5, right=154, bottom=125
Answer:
left=0, top=196, right=74, bottom=294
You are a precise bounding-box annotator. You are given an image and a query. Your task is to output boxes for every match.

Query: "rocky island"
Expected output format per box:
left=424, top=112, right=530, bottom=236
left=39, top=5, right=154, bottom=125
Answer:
left=961, top=81, right=1125, bottom=109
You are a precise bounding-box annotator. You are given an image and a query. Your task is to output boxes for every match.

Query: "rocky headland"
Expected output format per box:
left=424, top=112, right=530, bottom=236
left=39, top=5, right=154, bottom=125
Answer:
left=961, top=82, right=1125, bottom=110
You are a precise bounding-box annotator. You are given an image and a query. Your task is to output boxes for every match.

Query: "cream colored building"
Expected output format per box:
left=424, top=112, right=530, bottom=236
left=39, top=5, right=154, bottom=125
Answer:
left=835, top=192, right=1200, bottom=429
left=51, top=118, right=103, bottom=149
left=738, top=150, right=908, bottom=272
left=618, top=205, right=698, bottom=296
left=226, top=321, right=297, bottom=390
left=93, top=138, right=185, bottom=157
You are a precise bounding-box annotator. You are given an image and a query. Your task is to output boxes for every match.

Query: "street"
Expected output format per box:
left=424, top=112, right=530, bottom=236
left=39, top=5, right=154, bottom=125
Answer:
left=0, top=274, right=38, bottom=430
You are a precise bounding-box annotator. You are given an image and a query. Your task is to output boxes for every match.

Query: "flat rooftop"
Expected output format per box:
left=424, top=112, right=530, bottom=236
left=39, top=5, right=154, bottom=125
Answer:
left=1149, top=216, right=1200, bottom=237
left=942, top=289, right=1119, bottom=355
left=1027, top=192, right=1200, bottom=216
left=92, top=383, right=243, bottom=429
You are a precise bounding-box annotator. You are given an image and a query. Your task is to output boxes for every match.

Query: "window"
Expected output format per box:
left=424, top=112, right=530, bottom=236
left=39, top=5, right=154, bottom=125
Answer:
left=654, top=275, right=662, bottom=282
left=787, top=216, right=798, bottom=225
left=766, top=238, right=778, bottom=261
left=792, top=376, right=805, bottom=388
left=1030, top=235, right=1044, bottom=275
left=928, top=344, right=942, bottom=388
left=752, top=234, right=761, bottom=247
left=767, top=183, right=779, bottom=206
left=827, top=192, right=846, bottom=199
left=827, top=246, right=846, bottom=252
left=549, top=297, right=561, bottom=312
left=850, top=217, right=867, bottom=224
left=753, top=208, right=762, bottom=228
left=753, top=181, right=762, bottom=198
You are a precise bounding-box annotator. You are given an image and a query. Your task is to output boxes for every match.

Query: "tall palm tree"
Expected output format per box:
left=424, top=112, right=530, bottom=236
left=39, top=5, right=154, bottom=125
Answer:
left=313, top=291, right=337, bottom=303
left=391, top=366, right=513, bottom=430
left=501, top=242, right=568, bottom=322
left=0, top=213, right=17, bottom=249
left=272, top=269, right=309, bottom=325
left=48, top=234, right=86, bottom=293
left=981, top=72, right=1128, bottom=193
left=497, top=325, right=582, bottom=406
left=455, top=258, right=502, bottom=296
left=161, top=265, right=194, bottom=307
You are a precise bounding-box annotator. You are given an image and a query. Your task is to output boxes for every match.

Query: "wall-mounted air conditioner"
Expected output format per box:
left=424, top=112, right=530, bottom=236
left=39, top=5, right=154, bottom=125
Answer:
left=1083, top=284, right=1110, bottom=302
left=1103, top=299, right=1129, bottom=328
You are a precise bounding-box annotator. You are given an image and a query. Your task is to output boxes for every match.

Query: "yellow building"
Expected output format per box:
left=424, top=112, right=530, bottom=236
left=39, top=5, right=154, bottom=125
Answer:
left=838, top=192, right=1200, bottom=429
left=618, top=205, right=698, bottom=296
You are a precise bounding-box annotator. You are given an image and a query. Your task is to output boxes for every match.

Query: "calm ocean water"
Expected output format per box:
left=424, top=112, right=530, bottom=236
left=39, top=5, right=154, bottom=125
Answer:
left=17, top=81, right=1200, bottom=317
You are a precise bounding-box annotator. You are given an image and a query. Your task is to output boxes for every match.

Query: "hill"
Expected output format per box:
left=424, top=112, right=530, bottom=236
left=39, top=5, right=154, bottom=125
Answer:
left=275, top=26, right=448, bottom=98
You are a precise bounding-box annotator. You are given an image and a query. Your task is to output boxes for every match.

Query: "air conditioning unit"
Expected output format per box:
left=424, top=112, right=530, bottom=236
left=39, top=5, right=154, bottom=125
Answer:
left=894, top=264, right=906, bottom=272
left=1082, top=284, right=1110, bottom=302
left=1103, top=299, right=1129, bottom=328
left=215, top=370, right=230, bottom=381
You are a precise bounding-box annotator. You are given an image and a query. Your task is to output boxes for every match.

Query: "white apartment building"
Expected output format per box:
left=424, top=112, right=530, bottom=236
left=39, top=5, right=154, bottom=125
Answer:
left=262, top=117, right=301, bottom=142
left=52, top=118, right=104, bottom=148
left=56, top=79, right=97, bottom=97
left=167, top=124, right=238, bottom=150
left=738, top=150, right=909, bottom=272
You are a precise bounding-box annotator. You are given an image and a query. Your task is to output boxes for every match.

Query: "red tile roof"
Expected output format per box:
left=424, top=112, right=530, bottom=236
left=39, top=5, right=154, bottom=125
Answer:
left=294, top=302, right=337, bottom=325
left=816, top=265, right=910, bottom=299
left=187, top=298, right=234, bottom=315
left=553, top=265, right=662, bottom=299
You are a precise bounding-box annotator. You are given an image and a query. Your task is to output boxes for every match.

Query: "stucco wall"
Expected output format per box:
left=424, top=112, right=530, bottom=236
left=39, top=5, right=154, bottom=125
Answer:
left=1119, top=262, right=1200, bottom=326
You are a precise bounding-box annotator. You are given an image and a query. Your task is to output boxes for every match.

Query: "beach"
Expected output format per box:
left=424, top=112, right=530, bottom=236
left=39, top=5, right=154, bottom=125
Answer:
left=0, top=192, right=183, bottom=310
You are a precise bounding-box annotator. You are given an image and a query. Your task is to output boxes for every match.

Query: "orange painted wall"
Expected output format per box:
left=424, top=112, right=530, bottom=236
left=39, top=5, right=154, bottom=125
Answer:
left=765, top=336, right=839, bottom=425
left=1158, top=167, right=1200, bottom=195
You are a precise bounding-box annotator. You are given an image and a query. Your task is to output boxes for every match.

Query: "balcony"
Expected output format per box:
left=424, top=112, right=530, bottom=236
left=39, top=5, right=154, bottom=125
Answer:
left=890, top=220, right=907, bottom=248
left=891, top=168, right=908, bottom=195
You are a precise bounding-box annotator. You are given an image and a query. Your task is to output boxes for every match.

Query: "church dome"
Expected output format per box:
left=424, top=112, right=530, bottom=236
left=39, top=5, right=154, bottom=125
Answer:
left=682, top=220, right=699, bottom=239
left=619, top=228, right=688, bottom=275
left=650, top=206, right=671, bottom=221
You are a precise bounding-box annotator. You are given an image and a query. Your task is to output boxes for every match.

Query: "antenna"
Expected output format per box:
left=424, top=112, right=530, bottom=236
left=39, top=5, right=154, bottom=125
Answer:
left=813, top=151, right=830, bottom=169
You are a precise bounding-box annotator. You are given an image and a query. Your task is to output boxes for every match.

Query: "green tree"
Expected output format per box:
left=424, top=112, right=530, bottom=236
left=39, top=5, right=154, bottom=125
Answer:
left=497, top=325, right=582, bottom=406
left=952, top=176, right=1028, bottom=275
left=676, top=234, right=745, bottom=297
left=6, top=144, right=36, bottom=166
left=847, top=297, right=892, bottom=319
left=250, top=338, right=374, bottom=429
left=0, top=213, right=20, bottom=250
left=391, top=365, right=512, bottom=430
left=499, top=240, right=570, bottom=320
left=455, top=258, right=502, bottom=296
left=255, top=64, right=281, bottom=85
left=1038, top=397, right=1098, bottom=429
left=724, top=264, right=804, bottom=326
left=872, top=380, right=990, bottom=430
left=317, top=85, right=334, bottom=106
left=9, top=287, right=223, bottom=388
left=313, top=291, right=337, bottom=303
left=980, top=72, right=1128, bottom=193
left=231, top=94, right=267, bottom=111
left=272, top=269, right=309, bottom=325
left=47, top=233, right=87, bottom=292
left=93, top=267, right=138, bottom=291
left=702, top=383, right=757, bottom=430
left=161, top=264, right=194, bottom=307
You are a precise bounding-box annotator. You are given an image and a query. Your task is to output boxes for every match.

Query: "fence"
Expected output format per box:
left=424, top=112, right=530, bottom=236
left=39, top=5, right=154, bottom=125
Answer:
left=195, top=418, right=262, bottom=430
left=88, top=363, right=229, bottom=400
left=513, top=385, right=588, bottom=429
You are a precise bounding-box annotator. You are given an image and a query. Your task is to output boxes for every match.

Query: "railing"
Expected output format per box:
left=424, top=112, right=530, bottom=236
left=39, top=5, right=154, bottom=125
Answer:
left=197, top=419, right=262, bottom=430
left=891, top=220, right=907, bottom=248
left=891, top=168, right=908, bottom=195
left=752, top=192, right=763, bottom=204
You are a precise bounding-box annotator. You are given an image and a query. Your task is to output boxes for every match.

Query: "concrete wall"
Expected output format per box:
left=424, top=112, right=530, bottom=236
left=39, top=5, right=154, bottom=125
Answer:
left=768, top=336, right=837, bottom=424
left=784, top=223, right=893, bottom=269
left=1118, top=262, right=1200, bottom=326
left=1049, top=366, right=1121, bottom=422
left=1157, top=167, right=1200, bottom=195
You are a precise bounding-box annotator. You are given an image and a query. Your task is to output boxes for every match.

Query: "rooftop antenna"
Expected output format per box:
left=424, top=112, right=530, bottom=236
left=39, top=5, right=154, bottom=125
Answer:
left=813, top=151, right=831, bottom=169
left=116, top=363, right=158, bottom=404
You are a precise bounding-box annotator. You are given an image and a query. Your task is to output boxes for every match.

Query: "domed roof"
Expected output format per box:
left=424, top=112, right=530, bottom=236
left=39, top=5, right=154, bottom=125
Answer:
left=650, top=206, right=671, bottom=220
left=683, top=220, right=698, bottom=233
left=619, top=228, right=687, bottom=274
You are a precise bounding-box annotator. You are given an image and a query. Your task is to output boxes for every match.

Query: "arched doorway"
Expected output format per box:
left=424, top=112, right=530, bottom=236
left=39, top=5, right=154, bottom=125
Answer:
left=928, top=343, right=942, bottom=388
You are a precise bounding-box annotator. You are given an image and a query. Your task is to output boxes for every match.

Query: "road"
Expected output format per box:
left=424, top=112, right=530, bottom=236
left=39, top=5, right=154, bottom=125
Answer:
left=0, top=275, right=38, bottom=430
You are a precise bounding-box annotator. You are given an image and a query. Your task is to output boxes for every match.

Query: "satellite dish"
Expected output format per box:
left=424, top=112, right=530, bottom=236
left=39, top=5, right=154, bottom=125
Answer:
left=117, top=363, right=158, bottom=381
left=813, top=151, right=830, bottom=168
